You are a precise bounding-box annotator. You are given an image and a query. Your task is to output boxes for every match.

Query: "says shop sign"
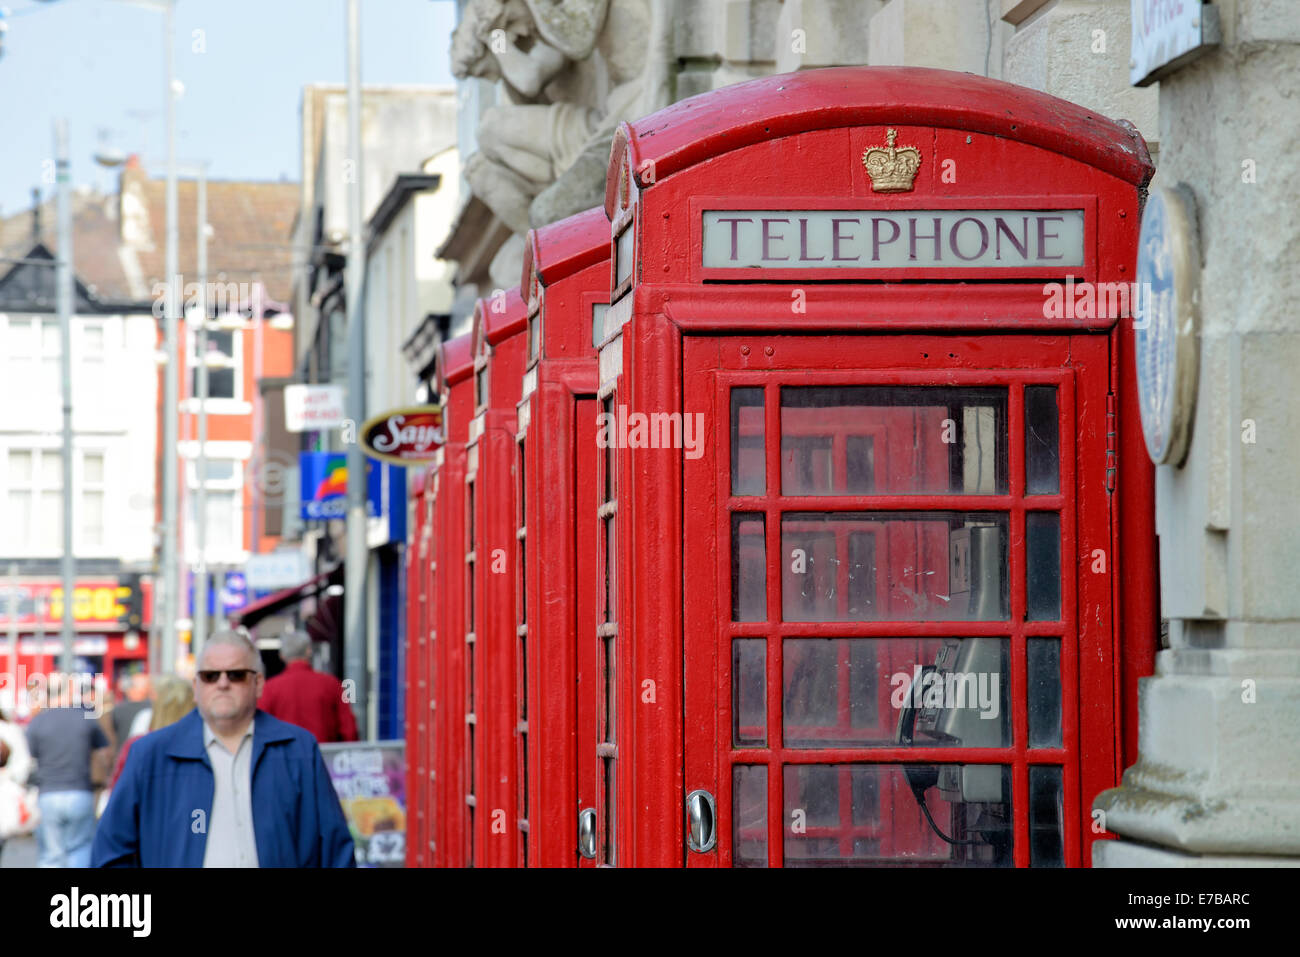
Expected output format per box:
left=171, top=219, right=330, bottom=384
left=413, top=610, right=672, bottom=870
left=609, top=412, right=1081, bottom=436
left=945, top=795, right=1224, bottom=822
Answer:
left=359, top=406, right=445, bottom=465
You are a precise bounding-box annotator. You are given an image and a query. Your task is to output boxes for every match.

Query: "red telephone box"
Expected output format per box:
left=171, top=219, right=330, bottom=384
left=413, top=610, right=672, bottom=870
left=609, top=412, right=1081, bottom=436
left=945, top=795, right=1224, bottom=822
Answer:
left=466, top=289, right=528, bottom=866
left=419, top=331, right=473, bottom=868
left=599, top=66, right=1156, bottom=867
left=405, top=466, right=431, bottom=867
left=516, top=206, right=611, bottom=866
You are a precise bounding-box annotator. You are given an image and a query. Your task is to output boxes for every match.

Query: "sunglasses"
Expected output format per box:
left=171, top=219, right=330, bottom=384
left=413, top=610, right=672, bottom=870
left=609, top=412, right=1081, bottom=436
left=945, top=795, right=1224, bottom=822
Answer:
left=197, top=669, right=258, bottom=684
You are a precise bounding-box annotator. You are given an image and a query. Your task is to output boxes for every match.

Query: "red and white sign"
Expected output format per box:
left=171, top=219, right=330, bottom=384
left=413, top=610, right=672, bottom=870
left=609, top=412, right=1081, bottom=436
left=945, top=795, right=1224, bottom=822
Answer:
left=360, top=406, right=445, bottom=465
left=285, top=384, right=347, bottom=432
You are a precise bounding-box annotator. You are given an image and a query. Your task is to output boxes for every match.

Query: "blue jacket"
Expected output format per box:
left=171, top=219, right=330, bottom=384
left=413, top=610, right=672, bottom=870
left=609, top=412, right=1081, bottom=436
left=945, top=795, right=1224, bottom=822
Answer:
left=91, top=709, right=356, bottom=868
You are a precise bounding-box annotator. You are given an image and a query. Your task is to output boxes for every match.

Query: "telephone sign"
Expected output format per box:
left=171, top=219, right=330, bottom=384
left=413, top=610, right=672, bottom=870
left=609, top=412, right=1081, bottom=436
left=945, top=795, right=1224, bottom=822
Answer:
left=701, top=208, right=1086, bottom=271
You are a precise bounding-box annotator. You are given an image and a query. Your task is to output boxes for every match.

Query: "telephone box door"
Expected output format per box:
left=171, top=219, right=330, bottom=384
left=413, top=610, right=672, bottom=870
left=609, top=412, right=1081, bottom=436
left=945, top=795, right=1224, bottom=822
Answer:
left=683, top=333, right=1113, bottom=867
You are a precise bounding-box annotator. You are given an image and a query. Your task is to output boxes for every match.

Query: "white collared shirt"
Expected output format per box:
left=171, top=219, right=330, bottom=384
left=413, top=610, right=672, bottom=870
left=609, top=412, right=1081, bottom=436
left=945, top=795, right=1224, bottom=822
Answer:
left=202, top=720, right=259, bottom=868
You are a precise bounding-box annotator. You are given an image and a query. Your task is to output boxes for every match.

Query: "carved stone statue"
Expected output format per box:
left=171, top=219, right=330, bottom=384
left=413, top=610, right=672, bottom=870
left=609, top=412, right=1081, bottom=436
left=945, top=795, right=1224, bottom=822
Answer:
left=452, top=0, right=674, bottom=237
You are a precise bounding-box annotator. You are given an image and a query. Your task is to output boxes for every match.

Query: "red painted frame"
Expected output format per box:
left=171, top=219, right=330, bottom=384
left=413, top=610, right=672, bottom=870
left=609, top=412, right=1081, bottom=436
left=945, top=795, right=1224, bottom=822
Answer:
left=684, top=339, right=1108, bottom=867
left=404, top=466, right=430, bottom=867
left=432, top=332, right=473, bottom=868
left=517, top=207, right=611, bottom=866
left=467, top=290, right=528, bottom=867
left=599, top=66, right=1156, bottom=867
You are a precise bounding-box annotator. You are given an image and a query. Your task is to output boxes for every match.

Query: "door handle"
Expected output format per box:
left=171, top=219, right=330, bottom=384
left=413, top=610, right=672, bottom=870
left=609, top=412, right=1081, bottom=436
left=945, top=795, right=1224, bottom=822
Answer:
left=578, top=807, right=597, bottom=859
left=685, top=789, right=717, bottom=853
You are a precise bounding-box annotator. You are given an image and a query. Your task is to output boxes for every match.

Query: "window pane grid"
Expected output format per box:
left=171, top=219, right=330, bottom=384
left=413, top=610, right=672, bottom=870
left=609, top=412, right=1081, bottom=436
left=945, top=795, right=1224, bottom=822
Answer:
left=720, top=378, right=1073, bottom=868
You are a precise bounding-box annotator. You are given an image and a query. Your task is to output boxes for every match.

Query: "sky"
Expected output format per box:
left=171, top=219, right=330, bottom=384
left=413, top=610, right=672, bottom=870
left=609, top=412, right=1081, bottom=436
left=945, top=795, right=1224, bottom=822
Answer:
left=0, top=0, right=458, bottom=216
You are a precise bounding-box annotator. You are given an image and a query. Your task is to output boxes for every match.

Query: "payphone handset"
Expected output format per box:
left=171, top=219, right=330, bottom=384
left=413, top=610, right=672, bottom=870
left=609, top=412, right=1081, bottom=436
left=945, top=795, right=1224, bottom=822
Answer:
left=895, top=521, right=1008, bottom=824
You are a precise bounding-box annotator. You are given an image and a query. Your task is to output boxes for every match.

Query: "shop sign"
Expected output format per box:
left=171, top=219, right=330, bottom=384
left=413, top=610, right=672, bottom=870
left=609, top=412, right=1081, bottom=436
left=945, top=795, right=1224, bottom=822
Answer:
left=1130, top=0, right=1221, bottom=87
left=299, top=452, right=383, bottom=521
left=320, top=741, right=407, bottom=868
left=360, top=406, right=445, bottom=465
left=284, top=384, right=347, bottom=432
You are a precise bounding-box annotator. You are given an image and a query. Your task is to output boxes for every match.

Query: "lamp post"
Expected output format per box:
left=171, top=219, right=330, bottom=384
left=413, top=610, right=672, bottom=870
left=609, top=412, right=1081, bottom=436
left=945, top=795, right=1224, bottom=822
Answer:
left=160, top=0, right=179, bottom=675
left=54, top=119, right=76, bottom=675
left=193, top=165, right=209, bottom=661
left=344, top=0, right=369, bottom=737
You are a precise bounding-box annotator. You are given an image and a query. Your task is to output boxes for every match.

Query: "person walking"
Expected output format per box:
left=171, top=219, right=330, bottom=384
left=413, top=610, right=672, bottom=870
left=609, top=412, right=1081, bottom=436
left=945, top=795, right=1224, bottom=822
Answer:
left=107, top=672, right=152, bottom=755
left=25, top=679, right=110, bottom=867
left=0, top=707, right=37, bottom=856
left=104, top=676, right=194, bottom=795
left=91, top=629, right=355, bottom=867
left=259, top=631, right=359, bottom=744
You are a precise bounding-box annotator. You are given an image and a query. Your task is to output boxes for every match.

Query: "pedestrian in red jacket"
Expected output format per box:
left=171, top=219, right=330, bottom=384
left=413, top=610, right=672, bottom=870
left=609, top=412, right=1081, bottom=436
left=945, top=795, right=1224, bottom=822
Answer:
left=259, top=631, right=359, bottom=743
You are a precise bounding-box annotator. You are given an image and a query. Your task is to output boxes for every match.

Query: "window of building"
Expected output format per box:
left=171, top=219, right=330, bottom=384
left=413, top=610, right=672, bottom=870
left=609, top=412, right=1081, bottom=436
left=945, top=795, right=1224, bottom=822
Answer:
left=81, top=451, right=105, bottom=548
left=4, top=448, right=62, bottom=551
left=184, top=457, right=243, bottom=559
left=189, top=328, right=239, bottom=400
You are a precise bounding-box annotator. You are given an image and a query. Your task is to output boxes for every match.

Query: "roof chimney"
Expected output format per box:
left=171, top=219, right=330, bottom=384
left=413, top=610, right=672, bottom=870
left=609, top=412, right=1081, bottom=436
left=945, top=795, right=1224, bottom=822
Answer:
left=31, top=187, right=41, bottom=243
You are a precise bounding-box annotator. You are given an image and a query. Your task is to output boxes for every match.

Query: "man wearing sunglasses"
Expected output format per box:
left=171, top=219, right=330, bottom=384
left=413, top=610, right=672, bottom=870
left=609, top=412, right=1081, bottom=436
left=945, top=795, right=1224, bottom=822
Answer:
left=90, top=630, right=356, bottom=867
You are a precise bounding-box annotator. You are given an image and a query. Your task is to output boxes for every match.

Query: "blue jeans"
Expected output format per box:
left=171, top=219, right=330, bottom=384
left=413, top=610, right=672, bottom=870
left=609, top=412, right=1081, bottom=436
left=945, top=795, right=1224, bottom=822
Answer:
left=36, top=790, right=96, bottom=868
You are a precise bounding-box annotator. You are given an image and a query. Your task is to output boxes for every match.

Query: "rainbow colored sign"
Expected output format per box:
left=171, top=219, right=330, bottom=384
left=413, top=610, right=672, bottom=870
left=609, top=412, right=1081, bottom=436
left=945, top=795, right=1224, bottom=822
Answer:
left=299, top=452, right=383, bottom=521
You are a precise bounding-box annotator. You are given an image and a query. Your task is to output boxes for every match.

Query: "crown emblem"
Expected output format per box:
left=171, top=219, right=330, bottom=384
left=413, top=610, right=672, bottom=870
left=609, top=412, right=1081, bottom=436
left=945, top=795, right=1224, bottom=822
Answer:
left=862, top=128, right=922, bottom=192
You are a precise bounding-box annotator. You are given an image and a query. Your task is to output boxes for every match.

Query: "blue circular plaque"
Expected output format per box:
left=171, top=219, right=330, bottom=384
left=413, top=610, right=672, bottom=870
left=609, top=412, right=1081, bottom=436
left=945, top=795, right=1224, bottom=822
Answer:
left=1134, top=184, right=1200, bottom=466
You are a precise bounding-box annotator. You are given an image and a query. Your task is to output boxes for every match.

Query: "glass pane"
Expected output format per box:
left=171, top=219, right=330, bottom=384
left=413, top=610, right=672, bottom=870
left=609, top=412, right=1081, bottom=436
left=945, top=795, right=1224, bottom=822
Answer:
left=732, top=639, right=766, bottom=747
left=203, top=460, right=236, bottom=483
left=732, top=765, right=767, bottom=868
left=604, top=636, right=615, bottom=744
left=604, top=517, right=616, bottom=621
left=1025, top=386, right=1060, bottom=495
left=591, top=303, right=609, bottom=348
left=82, top=324, right=105, bottom=358
left=731, top=513, right=766, bottom=621
left=9, top=319, right=35, bottom=357
left=783, top=764, right=1011, bottom=866
left=42, top=320, right=61, bottom=355
left=207, top=367, right=236, bottom=399
left=39, top=490, right=61, bottom=546
left=83, top=453, right=105, bottom=485
left=780, top=387, right=1007, bottom=495
left=9, top=450, right=33, bottom=485
left=1029, top=766, right=1065, bottom=867
left=730, top=388, right=764, bottom=496
left=41, top=452, right=63, bottom=488
left=82, top=490, right=104, bottom=547
left=1026, top=513, right=1061, bottom=621
left=208, top=330, right=235, bottom=359
left=9, top=490, right=31, bottom=545
left=206, top=490, right=237, bottom=550
left=1027, top=639, right=1062, bottom=748
left=784, top=637, right=1010, bottom=748
left=782, top=512, right=1008, bottom=622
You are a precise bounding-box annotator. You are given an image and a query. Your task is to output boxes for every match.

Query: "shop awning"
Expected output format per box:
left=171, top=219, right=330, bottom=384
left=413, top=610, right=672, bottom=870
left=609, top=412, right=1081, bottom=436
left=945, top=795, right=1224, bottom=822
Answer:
left=229, top=564, right=343, bottom=629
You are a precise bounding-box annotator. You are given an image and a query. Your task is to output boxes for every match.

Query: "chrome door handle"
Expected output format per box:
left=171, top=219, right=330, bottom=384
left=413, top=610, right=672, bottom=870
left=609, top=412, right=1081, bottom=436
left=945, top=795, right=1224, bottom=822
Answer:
left=578, top=807, right=597, bottom=859
left=685, top=789, right=717, bottom=853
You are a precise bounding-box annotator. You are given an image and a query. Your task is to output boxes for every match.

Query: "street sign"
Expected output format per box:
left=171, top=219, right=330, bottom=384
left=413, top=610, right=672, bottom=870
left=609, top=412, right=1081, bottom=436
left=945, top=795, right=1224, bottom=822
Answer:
left=284, top=384, right=347, bottom=432
left=245, top=551, right=312, bottom=591
left=1131, top=1, right=1221, bottom=87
